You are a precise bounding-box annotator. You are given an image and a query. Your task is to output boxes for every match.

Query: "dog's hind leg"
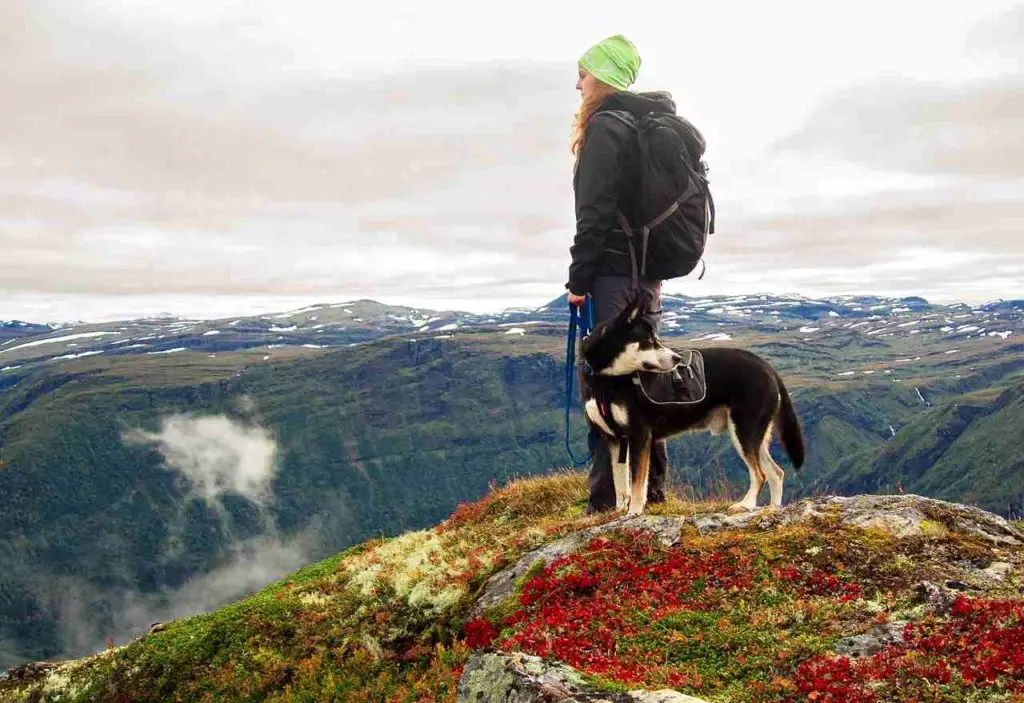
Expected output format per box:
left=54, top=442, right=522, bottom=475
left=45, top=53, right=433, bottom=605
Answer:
left=727, top=417, right=766, bottom=513
left=759, top=423, right=785, bottom=508
left=627, top=432, right=652, bottom=517
left=611, top=439, right=630, bottom=512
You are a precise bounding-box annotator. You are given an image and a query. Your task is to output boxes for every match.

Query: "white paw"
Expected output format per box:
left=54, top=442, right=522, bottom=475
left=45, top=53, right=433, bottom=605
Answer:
left=727, top=501, right=756, bottom=514
left=616, top=494, right=630, bottom=512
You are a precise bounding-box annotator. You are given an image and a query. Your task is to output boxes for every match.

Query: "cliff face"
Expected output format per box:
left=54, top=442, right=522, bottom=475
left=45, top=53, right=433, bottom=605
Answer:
left=2, top=476, right=1023, bottom=703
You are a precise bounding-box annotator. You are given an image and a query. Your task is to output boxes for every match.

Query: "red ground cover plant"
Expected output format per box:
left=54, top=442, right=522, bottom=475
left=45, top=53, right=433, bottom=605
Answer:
left=463, top=530, right=1024, bottom=702
left=500, top=534, right=759, bottom=684
left=789, top=594, right=1024, bottom=702
left=464, top=530, right=859, bottom=693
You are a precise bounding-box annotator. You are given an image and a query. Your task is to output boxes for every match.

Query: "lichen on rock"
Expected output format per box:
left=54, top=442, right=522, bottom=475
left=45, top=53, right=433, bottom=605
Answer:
left=457, top=652, right=709, bottom=703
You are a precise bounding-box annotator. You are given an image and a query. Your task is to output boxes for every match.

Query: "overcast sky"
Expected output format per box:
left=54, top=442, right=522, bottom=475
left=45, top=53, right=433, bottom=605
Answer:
left=2, top=0, right=1022, bottom=322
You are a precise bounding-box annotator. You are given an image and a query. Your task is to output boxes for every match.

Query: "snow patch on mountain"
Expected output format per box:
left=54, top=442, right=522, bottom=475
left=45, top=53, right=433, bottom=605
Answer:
left=52, top=350, right=105, bottom=361
left=0, top=331, right=119, bottom=355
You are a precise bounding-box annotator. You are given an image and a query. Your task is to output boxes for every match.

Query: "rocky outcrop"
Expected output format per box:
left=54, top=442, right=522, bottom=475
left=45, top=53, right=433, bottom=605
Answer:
left=461, top=494, right=1024, bottom=702
left=457, top=652, right=708, bottom=703
left=777, top=494, right=1024, bottom=545
left=470, top=494, right=1023, bottom=620
left=469, top=514, right=690, bottom=619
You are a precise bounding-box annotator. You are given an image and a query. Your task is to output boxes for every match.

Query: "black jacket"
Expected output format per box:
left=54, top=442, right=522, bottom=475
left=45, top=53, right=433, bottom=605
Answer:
left=566, top=90, right=679, bottom=296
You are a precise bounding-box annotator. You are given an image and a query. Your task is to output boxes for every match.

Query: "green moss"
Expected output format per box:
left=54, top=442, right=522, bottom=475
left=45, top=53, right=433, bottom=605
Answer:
left=640, top=608, right=837, bottom=693
left=918, top=518, right=950, bottom=538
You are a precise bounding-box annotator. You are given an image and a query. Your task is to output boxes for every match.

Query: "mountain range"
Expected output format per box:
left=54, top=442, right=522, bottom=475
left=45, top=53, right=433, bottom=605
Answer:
left=0, top=292, right=1022, bottom=672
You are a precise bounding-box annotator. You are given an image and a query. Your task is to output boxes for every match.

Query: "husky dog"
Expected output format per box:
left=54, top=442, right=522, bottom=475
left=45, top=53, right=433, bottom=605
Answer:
left=579, top=289, right=805, bottom=516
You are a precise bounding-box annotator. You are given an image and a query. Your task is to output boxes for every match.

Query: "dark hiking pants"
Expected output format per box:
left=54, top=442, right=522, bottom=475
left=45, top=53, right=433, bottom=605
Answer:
left=584, top=275, right=669, bottom=513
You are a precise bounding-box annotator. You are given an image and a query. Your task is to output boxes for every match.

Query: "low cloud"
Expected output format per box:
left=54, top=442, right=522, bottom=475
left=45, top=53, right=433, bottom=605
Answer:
left=52, top=530, right=318, bottom=659
left=125, top=414, right=279, bottom=509
left=23, top=408, right=347, bottom=664
left=0, top=638, right=28, bottom=673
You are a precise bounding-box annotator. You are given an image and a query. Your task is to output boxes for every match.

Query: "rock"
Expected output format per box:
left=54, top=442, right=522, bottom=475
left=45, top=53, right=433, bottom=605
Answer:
left=779, top=494, right=1024, bottom=545
left=628, top=691, right=708, bottom=703
left=456, top=651, right=708, bottom=702
left=913, top=581, right=960, bottom=615
left=469, top=534, right=586, bottom=619
left=0, top=660, right=58, bottom=684
left=831, top=501, right=932, bottom=539
left=979, top=561, right=1015, bottom=583
left=833, top=621, right=907, bottom=658
left=689, top=511, right=762, bottom=534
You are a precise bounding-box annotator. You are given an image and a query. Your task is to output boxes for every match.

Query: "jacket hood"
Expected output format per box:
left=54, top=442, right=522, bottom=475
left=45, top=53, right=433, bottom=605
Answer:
left=597, top=90, right=677, bottom=117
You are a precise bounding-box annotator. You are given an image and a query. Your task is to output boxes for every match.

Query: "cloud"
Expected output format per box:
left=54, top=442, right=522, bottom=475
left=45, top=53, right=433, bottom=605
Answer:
left=2, top=1, right=1021, bottom=315
left=1, top=5, right=546, bottom=205
left=0, top=2, right=577, bottom=304
left=768, top=4, right=1023, bottom=185
left=769, top=76, right=1024, bottom=181
left=126, top=414, right=279, bottom=508
left=710, top=7, right=1024, bottom=305
left=964, top=4, right=1024, bottom=61
left=51, top=530, right=319, bottom=659
left=0, top=638, right=29, bottom=673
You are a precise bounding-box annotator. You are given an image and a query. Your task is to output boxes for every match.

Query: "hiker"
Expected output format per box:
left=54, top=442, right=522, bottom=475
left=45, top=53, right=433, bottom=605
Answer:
left=566, top=34, right=704, bottom=514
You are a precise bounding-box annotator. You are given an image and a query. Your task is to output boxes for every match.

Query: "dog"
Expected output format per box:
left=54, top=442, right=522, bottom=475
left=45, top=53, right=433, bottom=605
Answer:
left=579, top=289, right=805, bottom=516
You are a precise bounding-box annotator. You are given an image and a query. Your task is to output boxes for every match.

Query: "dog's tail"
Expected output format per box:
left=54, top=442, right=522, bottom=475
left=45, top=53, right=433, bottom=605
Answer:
left=774, top=374, right=805, bottom=470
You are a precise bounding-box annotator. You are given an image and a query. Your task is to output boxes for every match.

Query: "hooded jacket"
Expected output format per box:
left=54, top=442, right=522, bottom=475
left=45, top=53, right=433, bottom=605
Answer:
left=566, top=90, right=678, bottom=296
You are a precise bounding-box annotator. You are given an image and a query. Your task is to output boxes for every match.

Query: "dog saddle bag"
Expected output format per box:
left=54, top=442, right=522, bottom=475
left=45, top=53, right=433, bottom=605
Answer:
left=632, top=349, right=707, bottom=406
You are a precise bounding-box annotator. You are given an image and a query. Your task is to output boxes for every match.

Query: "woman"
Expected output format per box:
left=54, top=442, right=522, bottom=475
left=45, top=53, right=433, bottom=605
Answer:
left=565, top=34, right=676, bottom=513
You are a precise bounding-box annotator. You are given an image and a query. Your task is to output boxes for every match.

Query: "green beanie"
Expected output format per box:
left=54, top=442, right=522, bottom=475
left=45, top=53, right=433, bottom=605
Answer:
left=579, top=34, right=641, bottom=91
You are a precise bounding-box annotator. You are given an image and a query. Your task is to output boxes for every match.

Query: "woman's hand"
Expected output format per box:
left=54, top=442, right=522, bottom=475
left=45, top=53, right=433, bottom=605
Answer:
left=567, top=292, right=587, bottom=307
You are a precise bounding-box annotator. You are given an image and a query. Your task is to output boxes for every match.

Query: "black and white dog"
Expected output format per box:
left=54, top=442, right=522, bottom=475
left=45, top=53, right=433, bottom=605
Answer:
left=579, top=289, right=805, bottom=516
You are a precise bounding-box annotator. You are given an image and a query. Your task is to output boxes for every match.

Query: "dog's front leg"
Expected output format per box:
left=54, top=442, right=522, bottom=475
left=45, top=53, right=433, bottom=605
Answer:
left=627, top=431, right=652, bottom=517
left=611, top=439, right=630, bottom=512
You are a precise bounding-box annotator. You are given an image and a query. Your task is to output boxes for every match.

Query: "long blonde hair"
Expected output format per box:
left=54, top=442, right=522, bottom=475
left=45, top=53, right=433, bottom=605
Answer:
left=571, top=80, right=619, bottom=161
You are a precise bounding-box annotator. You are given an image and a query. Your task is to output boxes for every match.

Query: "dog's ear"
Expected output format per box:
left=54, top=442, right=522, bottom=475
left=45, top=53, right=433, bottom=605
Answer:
left=606, top=288, right=655, bottom=331
left=625, top=288, right=654, bottom=324
left=613, top=291, right=643, bottom=327
left=627, top=303, right=641, bottom=324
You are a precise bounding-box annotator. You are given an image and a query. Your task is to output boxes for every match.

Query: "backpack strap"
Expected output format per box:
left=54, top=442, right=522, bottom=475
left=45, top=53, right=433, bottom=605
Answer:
left=706, top=180, right=716, bottom=235
left=598, top=109, right=638, bottom=131
left=647, top=201, right=680, bottom=231
left=639, top=201, right=683, bottom=278
left=595, top=110, right=642, bottom=288
left=616, top=211, right=639, bottom=288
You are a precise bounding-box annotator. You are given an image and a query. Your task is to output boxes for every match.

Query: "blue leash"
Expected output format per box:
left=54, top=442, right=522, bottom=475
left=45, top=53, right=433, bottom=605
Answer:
left=564, top=297, right=596, bottom=466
